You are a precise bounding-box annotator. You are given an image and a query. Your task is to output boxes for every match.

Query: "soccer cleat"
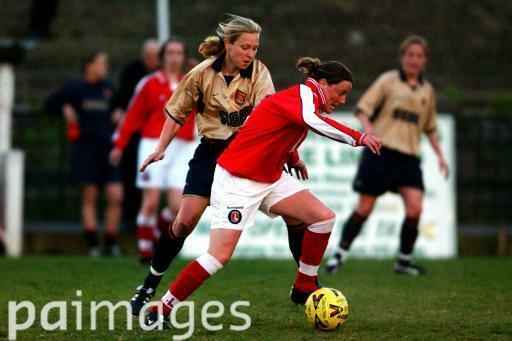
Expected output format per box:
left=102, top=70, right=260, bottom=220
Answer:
left=393, top=261, right=427, bottom=276
left=88, top=246, right=101, bottom=258
left=105, top=245, right=121, bottom=257
left=290, top=286, right=317, bottom=305
left=144, top=308, right=171, bottom=330
left=324, top=252, right=343, bottom=274
left=130, top=285, right=155, bottom=317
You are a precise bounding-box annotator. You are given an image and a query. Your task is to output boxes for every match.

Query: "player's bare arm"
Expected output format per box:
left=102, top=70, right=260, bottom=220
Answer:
left=426, top=130, right=449, bottom=179
left=356, top=108, right=375, bottom=135
left=139, top=117, right=181, bottom=172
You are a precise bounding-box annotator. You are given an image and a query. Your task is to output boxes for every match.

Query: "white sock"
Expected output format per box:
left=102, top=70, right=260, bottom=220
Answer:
left=398, top=253, right=412, bottom=262
left=196, top=253, right=223, bottom=275
left=298, top=260, right=319, bottom=277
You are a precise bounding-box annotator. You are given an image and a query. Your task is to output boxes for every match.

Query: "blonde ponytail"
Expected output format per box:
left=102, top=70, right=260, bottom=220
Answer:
left=198, top=14, right=261, bottom=58
left=198, top=36, right=224, bottom=58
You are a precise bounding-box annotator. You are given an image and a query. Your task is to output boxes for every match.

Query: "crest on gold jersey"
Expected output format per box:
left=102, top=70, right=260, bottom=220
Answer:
left=235, top=90, right=247, bottom=105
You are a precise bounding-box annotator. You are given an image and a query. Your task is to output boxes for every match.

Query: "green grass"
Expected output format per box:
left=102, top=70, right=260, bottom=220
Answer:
left=1, top=257, right=511, bottom=340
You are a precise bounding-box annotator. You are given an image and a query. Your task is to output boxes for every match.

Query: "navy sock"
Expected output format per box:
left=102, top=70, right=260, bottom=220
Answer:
left=287, top=222, right=307, bottom=266
left=143, top=226, right=185, bottom=290
left=339, top=212, right=367, bottom=250
left=399, top=216, right=420, bottom=257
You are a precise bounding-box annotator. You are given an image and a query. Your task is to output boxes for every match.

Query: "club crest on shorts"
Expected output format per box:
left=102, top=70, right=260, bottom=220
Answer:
left=228, top=209, right=242, bottom=224
left=235, top=90, right=247, bottom=105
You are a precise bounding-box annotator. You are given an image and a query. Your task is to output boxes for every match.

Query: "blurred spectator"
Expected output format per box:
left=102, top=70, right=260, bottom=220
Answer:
left=110, top=38, right=196, bottom=264
left=46, top=51, right=124, bottom=257
left=117, top=39, right=160, bottom=230
left=27, top=0, right=59, bottom=40
left=118, top=39, right=160, bottom=109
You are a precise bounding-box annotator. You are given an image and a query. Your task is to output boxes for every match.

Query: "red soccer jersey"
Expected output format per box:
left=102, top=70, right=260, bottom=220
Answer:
left=113, top=71, right=195, bottom=150
left=218, top=78, right=366, bottom=183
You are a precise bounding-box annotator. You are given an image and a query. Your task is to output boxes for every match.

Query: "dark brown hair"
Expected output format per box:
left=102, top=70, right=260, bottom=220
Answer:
left=158, top=37, right=186, bottom=61
left=82, top=50, right=106, bottom=72
left=296, top=57, right=354, bottom=84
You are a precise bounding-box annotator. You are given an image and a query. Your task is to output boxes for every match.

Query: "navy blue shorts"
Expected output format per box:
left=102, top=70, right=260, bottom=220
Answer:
left=353, top=147, right=424, bottom=196
left=71, top=139, right=122, bottom=186
left=183, top=138, right=231, bottom=198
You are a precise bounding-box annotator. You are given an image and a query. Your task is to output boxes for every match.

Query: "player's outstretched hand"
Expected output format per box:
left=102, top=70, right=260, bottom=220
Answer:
left=140, top=150, right=165, bottom=172
left=109, top=148, right=123, bottom=166
left=286, top=159, right=309, bottom=180
left=361, top=133, right=382, bottom=155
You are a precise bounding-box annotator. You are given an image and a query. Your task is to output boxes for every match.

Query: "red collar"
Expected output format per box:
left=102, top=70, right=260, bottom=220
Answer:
left=305, top=78, right=327, bottom=111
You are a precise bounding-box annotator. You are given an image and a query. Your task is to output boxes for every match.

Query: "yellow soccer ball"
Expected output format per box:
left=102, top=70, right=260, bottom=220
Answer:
left=304, top=287, right=349, bottom=331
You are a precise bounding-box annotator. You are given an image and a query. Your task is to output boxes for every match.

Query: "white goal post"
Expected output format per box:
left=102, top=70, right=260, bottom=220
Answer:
left=0, top=63, right=25, bottom=257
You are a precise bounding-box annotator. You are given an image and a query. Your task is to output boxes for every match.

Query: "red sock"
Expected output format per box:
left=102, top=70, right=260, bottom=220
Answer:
left=294, top=228, right=331, bottom=293
left=168, top=260, right=211, bottom=301
left=152, top=261, right=210, bottom=317
left=136, top=225, right=154, bottom=259
left=157, top=214, right=171, bottom=233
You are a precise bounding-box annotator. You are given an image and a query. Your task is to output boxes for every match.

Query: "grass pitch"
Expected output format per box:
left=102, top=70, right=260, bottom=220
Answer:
left=1, top=257, right=511, bottom=340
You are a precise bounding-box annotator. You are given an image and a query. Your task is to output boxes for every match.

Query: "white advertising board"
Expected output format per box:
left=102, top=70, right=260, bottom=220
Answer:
left=181, top=113, right=456, bottom=259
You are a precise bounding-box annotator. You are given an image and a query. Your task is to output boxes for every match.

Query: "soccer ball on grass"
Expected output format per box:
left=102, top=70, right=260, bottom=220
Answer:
left=304, top=287, right=349, bottom=331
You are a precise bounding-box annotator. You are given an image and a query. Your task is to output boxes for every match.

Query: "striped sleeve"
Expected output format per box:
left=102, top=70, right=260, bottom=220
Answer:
left=299, top=85, right=364, bottom=146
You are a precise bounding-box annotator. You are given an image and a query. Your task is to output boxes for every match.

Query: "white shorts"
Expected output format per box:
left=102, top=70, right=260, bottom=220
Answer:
left=136, top=137, right=196, bottom=190
left=210, top=165, right=307, bottom=230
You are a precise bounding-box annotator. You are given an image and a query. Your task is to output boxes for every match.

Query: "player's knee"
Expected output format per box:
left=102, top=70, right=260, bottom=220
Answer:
left=356, top=201, right=374, bottom=217
left=312, top=208, right=336, bottom=226
left=405, top=203, right=422, bottom=218
left=108, top=191, right=123, bottom=206
left=213, top=252, right=232, bottom=266
left=320, top=209, right=336, bottom=222
left=173, top=214, right=200, bottom=238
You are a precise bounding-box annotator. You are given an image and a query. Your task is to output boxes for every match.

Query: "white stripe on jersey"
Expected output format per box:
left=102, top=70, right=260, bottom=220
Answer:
left=299, top=85, right=357, bottom=146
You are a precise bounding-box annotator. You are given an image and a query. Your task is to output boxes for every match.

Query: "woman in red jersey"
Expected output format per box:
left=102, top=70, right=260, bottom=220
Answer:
left=144, top=57, right=382, bottom=327
left=129, top=15, right=314, bottom=319
left=110, top=38, right=196, bottom=263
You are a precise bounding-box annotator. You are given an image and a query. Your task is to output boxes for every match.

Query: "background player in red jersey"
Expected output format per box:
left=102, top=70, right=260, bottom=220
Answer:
left=110, top=38, right=196, bottom=264
left=143, top=57, right=382, bottom=327
left=325, top=36, right=449, bottom=276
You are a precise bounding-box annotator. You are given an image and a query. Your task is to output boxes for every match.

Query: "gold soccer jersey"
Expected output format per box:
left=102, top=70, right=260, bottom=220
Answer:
left=357, top=69, right=436, bottom=156
left=165, top=54, right=274, bottom=140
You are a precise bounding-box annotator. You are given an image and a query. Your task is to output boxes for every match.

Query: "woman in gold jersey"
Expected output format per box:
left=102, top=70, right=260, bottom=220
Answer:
left=128, top=15, right=309, bottom=316
left=326, top=36, right=449, bottom=276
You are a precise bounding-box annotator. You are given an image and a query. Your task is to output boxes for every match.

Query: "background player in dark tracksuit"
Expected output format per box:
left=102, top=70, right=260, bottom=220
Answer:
left=117, top=39, right=160, bottom=230
left=51, top=51, right=124, bottom=257
left=325, top=36, right=449, bottom=275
